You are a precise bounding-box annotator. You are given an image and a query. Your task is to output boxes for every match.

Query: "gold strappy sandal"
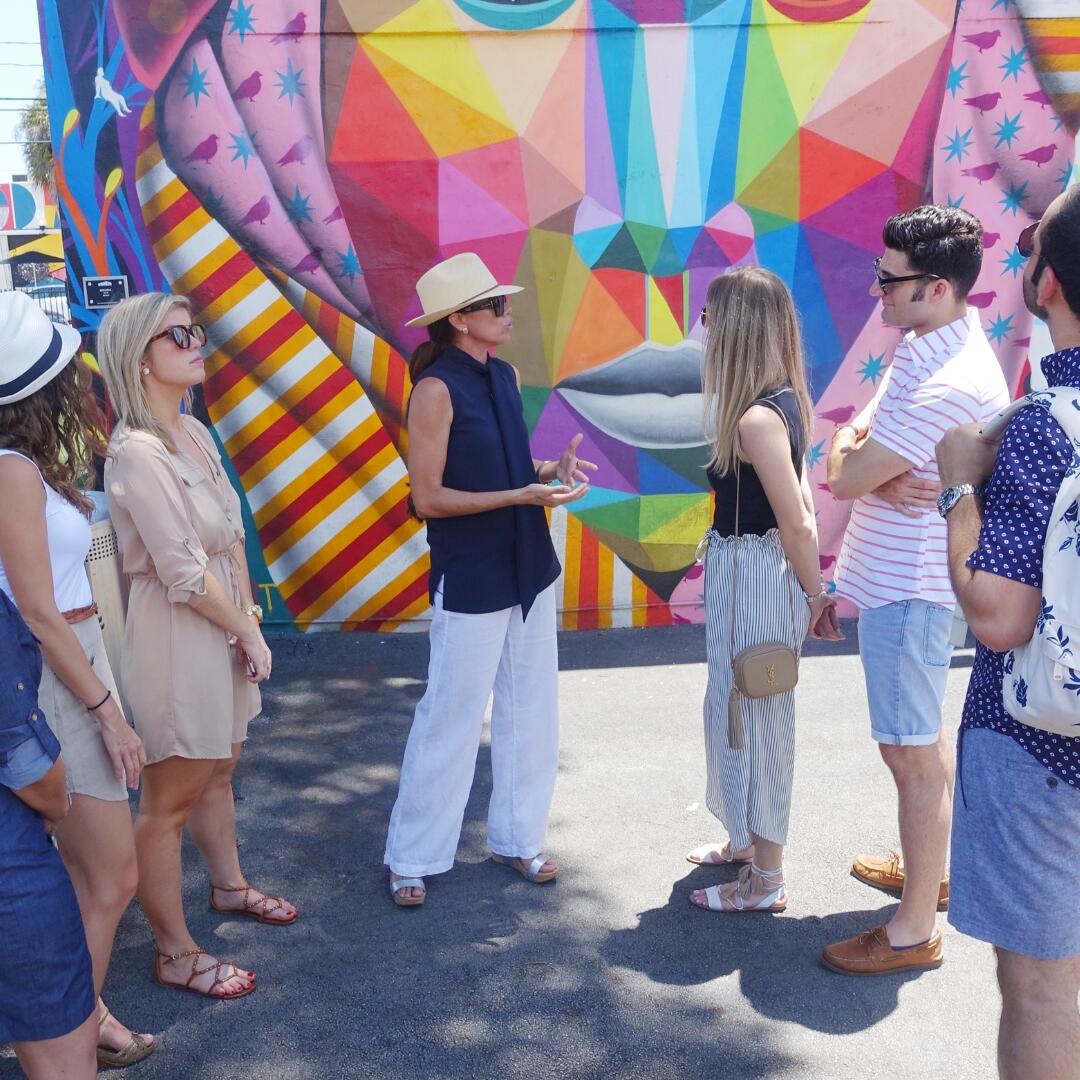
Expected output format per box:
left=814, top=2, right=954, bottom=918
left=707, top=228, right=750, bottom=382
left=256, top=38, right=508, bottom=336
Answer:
left=209, top=882, right=299, bottom=925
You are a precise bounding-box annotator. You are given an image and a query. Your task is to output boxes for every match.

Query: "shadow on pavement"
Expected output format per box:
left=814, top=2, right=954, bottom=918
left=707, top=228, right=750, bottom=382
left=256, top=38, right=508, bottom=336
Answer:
left=602, top=865, right=928, bottom=1035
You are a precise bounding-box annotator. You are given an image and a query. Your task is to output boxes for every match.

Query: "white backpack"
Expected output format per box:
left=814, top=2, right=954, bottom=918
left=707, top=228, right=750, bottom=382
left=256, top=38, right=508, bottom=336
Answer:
left=985, top=387, right=1080, bottom=738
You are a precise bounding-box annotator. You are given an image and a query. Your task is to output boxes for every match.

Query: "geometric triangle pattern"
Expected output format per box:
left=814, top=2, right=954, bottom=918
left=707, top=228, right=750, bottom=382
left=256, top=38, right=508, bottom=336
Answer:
left=44, top=0, right=1080, bottom=629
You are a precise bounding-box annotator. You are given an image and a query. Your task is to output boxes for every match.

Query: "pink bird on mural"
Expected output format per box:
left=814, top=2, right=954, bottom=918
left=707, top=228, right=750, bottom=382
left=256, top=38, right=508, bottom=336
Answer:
left=819, top=554, right=836, bottom=570
left=271, top=11, right=306, bottom=44
left=238, top=195, right=271, bottom=227
left=983, top=232, right=1000, bottom=249
left=290, top=248, right=323, bottom=275
left=277, top=135, right=314, bottom=167
left=1014, top=337, right=1031, bottom=348
left=1020, top=144, right=1057, bottom=167
left=963, top=29, right=1001, bottom=51
left=816, top=483, right=832, bottom=494
left=182, top=133, right=218, bottom=165
left=961, top=162, right=1001, bottom=184
left=323, top=205, right=343, bottom=225
left=1025, top=89, right=1051, bottom=110
left=963, top=92, right=1001, bottom=114
left=817, top=405, right=855, bottom=424
left=233, top=70, right=262, bottom=103
left=967, top=291, right=997, bottom=310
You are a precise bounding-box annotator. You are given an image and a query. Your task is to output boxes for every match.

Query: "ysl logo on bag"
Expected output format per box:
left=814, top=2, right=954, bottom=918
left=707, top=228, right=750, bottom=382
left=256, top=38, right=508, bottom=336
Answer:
left=766, top=664, right=777, bottom=687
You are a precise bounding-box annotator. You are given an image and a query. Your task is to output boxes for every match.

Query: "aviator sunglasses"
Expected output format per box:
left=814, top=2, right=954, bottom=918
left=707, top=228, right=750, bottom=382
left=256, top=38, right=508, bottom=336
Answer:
left=146, top=323, right=208, bottom=350
left=1017, top=219, right=1057, bottom=280
left=457, top=294, right=508, bottom=318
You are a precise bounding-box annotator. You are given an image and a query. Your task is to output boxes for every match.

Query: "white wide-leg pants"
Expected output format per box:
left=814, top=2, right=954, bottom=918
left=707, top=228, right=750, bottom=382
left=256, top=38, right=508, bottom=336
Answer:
left=383, top=581, right=560, bottom=877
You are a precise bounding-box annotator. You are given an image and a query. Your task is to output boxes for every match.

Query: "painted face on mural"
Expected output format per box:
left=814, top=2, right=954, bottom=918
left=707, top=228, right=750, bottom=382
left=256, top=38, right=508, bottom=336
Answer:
left=102, top=0, right=1072, bottom=611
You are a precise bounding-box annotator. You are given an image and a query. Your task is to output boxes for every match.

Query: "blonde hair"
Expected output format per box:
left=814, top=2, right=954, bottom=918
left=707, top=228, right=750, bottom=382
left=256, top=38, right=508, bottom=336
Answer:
left=97, top=292, right=193, bottom=450
left=701, top=268, right=814, bottom=476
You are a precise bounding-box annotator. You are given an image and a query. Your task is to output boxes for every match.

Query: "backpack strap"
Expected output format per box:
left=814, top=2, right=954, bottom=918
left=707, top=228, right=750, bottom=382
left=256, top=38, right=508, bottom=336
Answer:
left=981, top=386, right=1080, bottom=444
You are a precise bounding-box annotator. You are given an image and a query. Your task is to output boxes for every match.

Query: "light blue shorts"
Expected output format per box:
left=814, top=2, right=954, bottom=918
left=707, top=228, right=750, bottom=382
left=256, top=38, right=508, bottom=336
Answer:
left=857, top=599, right=954, bottom=746
left=950, top=728, right=1080, bottom=960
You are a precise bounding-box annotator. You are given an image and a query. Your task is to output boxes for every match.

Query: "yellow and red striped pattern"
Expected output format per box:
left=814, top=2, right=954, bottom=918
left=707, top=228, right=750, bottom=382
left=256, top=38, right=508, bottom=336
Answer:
left=135, top=101, right=430, bottom=631
left=1025, top=12, right=1080, bottom=130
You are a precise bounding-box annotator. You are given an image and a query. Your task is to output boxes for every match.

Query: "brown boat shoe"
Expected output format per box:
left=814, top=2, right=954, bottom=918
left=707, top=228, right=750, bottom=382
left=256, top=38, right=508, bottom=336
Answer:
left=851, top=852, right=949, bottom=911
left=822, top=924, right=943, bottom=976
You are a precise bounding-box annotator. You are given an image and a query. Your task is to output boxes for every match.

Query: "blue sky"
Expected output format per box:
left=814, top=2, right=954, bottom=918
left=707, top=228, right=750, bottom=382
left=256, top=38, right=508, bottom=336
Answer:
left=0, top=0, right=45, bottom=181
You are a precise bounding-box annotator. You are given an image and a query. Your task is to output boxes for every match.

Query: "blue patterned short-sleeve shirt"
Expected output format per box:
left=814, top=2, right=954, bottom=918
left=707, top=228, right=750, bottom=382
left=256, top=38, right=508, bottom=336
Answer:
left=961, top=346, right=1080, bottom=788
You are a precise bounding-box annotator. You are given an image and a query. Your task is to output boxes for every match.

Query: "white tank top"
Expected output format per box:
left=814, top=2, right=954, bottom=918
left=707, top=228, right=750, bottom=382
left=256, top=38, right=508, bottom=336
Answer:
left=0, top=448, right=93, bottom=612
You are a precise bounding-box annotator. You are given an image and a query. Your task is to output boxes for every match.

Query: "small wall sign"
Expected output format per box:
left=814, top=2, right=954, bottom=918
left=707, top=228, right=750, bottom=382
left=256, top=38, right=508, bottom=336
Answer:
left=83, top=275, right=130, bottom=309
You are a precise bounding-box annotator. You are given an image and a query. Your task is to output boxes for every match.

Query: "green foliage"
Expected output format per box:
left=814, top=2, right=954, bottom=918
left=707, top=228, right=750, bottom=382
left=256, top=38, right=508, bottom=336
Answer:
left=16, top=82, right=53, bottom=193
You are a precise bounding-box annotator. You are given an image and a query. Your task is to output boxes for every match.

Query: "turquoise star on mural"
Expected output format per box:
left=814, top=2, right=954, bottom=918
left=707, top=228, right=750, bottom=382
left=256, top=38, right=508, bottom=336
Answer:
left=946, top=194, right=965, bottom=208
left=946, top=61, right=969, bottom=98
left=990, top=0, right=1014, bottom=10
left=226, top=0, right=256, bottom=42
left=806, top=440, right=825, bottom=470
left=181, top=58, right=211, bottom=108
left=998, top=179, right=1028, bottom=216
left=993, top=112, right=1023, bottom=149
left=856, top=352, right=886, bottom=385
left=1053, top=114, right=1064, bottom=133
left=1000, top=247, right=1026, bottom=278
left=337, top=244, right=361, bottom=283
left=285, top=185, right=314, bottom=224
left=274, top=58, right=307, bottom=106
left=1059, top=163, right=1077, bottom=191
left=942, top=127, right=974, bottom=163
left=985, top=312, right=1015, bottom=346
left=998, top=47, right=1027, bottom=82
left=228, top=130, right=259, bottom=168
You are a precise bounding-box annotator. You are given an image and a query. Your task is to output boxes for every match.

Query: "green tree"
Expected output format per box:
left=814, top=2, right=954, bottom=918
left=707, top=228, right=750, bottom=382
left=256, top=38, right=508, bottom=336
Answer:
left=16, top=82, right=53, bottom=193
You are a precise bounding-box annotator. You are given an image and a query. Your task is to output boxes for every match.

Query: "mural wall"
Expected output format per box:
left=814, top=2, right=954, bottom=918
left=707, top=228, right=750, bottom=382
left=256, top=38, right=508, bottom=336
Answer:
left=38, top=0, right=1080, bottom=630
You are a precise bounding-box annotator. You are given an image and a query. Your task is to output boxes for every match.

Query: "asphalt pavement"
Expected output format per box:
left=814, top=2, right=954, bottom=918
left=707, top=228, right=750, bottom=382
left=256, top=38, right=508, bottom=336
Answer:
left=1, top=622, right=998, bottom=1080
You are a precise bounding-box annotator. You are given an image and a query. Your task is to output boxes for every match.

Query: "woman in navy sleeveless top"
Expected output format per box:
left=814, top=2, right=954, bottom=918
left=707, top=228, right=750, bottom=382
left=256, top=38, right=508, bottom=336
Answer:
left=686, top=268, right=841, bottom=916
left=384, top=253, right=595, bottom=906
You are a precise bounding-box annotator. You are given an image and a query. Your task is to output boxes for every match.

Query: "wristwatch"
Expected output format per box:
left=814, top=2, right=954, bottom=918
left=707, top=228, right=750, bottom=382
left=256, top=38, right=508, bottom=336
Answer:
left=241, top=603, right=264, bottom=622
left=937, top=484, right=981, bottom=518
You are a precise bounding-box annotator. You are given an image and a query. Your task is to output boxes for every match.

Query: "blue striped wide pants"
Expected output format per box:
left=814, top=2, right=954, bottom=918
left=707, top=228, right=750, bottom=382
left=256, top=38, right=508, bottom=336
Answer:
left=703, top=528, right=809, bottom=850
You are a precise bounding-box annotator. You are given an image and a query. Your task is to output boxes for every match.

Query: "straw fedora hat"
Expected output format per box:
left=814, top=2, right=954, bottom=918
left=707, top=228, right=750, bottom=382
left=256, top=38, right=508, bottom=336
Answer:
left=404, top=252, right=523, bottom=328
left=0, top=291, right=82, bottom=405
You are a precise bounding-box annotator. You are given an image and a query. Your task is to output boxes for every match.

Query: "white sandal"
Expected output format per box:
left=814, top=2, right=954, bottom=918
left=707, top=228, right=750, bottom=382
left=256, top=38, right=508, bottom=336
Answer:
left=491, top=853, right=559, bottom=883
left=689, top=864, right=787, bottom=913
left=686, top=842, right=755, bottom=866
left=389, top=876, right=426, bottom=907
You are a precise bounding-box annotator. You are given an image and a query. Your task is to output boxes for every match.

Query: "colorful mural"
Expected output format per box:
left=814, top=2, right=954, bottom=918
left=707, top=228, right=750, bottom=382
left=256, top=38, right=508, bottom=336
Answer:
left=37, top=0, right=1080, bottom=630
left=0, top=178, right=57, bottom=231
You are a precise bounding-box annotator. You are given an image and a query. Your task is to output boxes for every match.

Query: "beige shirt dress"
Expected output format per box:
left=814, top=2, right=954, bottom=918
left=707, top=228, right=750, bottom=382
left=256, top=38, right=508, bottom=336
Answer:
left=105, top=415, right=260, bottom=764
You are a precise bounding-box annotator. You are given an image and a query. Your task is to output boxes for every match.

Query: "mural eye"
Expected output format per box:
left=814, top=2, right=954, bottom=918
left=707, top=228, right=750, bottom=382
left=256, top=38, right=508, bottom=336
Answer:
left=453, top=0, right=577, bottom=29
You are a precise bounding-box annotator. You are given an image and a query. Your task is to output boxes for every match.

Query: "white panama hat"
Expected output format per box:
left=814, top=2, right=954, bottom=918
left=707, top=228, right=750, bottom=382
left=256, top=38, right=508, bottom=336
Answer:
left=0, top=291, right=82, bottom=405
left=404, top=251, right=523, bottom=329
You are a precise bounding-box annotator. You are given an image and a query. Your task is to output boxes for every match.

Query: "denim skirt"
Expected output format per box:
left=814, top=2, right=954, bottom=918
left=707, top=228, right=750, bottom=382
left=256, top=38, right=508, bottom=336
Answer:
left=0, top=786, right=95, bottom=1042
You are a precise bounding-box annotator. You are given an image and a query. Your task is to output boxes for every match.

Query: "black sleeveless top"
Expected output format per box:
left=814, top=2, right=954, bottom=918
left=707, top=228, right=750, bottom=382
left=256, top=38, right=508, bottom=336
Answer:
left=708, top=387, right=805, bottom=537
left=415, top=347, right=559, bottom=618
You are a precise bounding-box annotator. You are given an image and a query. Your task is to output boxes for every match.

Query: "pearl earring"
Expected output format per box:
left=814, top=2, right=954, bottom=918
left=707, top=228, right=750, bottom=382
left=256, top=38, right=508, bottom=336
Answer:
left=141, top=367, right=150, bottom=375
left=462, top=327, right=469, bottom=335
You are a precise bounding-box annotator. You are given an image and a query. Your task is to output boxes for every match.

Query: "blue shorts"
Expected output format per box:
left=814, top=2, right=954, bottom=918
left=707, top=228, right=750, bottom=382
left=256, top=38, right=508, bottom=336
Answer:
left=950, top=727, right=1080, bottom=960
left=857, top=599, right=954, bottom=746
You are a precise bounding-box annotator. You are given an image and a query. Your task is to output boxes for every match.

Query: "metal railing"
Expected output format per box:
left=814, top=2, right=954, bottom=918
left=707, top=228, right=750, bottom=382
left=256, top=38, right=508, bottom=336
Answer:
left=0, top=283, right=71, bottom=324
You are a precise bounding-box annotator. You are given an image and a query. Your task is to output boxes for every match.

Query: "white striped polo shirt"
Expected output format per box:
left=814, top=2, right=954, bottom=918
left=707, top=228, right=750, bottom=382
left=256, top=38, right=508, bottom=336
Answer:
left=834, top=309, right=1009, bottom=610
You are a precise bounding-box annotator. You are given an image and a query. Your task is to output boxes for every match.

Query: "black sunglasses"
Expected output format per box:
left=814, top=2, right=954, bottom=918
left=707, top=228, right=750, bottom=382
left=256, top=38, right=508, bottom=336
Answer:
left=458, top=295, right=508, bottom=317
left=873, top=257, right=939, bottom=291
left=147, top=323, right=207, bottom=350
left=1017, top=220, right=1041, bottom=259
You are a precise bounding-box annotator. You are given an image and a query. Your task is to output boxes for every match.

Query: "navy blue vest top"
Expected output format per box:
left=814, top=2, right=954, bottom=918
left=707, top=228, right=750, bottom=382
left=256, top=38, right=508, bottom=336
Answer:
left=416, top=347, right=560, bottom=617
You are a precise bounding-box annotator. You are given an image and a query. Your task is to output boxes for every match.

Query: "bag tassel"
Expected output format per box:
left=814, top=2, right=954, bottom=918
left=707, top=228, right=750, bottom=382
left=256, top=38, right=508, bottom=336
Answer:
left=728, top=685, right=744, bottom=750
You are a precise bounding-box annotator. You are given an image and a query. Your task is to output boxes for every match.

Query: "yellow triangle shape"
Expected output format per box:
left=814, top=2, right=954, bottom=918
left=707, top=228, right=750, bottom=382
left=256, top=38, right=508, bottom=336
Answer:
left=365, top=0, right=516, bottom=132
left=763, top=3, right=868, bottom=125
left=647, top=276, right=684, bottom=346
left=361, top=42, right=517, bottom=158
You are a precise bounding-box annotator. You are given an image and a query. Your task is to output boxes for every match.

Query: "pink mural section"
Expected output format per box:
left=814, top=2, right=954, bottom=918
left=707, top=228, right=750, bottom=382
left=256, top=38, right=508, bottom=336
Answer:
left=39, top=0, right=1080, bottom=629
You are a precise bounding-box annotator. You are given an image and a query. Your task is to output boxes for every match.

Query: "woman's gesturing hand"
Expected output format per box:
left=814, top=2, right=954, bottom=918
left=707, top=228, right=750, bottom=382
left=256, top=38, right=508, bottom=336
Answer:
left=521, top=483, right=589, bottom=508
left=238, top=626, right=272, bottom=683
left=808, top=593, right=844, bottom=641
left=556, top=433, right=598, bottom=487
left=95, top=697, right=146, bottom=789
